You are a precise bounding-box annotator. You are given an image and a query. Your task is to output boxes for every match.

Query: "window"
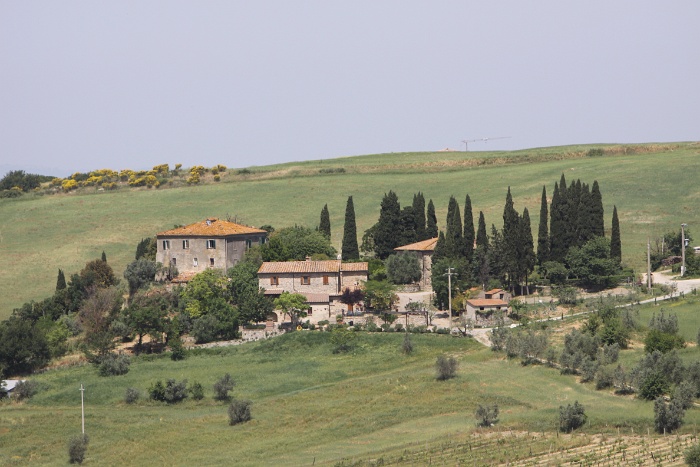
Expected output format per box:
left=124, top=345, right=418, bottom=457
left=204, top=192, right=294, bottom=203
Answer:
left=206, top=239, right=216, bottom=249
left=171, top=258, right=177, bottom=266
left=307, top=307, right=313, bottom=316
left=301, top=276, right=310, bottom=285
left=210, top=258, right=215, bottom=267
left=182, top=239, right=189, bottom=249
left=323, top=275, right=329, bottom=285
left=270, top=276, right=279, bottom=286
left=162, top=240, right=170, bottom=250
left=193, top=258, right=198, bottom=267
left=245, top=239, right=252, bottom=249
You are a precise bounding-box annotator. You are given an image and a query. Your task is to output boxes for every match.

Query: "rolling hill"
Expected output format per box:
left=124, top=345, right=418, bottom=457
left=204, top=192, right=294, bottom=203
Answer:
left=1, top=142, right=698, bottom=319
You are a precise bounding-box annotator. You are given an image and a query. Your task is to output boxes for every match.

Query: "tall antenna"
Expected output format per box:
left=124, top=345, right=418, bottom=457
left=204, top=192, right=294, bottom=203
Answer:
left=461, top=136, right=511, bottom=152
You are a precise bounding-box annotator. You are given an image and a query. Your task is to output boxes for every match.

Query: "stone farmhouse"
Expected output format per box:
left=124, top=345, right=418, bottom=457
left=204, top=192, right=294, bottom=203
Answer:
left=156, top=218, right=268, bottom=278
left=394, top=237, right=438, bottom=290
left=464, top=288, right=511, bottom=322
left=258, top=259, right=368, bottom=323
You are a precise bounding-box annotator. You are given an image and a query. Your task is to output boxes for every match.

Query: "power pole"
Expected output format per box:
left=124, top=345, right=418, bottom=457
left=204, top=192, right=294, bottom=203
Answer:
left=647, top=237, right=652, bottom=289
left=80, top=383, right=85, bottom=434
left=681, top=223, right=688, bottom=277
left=445, top=267, right=457, bottom=330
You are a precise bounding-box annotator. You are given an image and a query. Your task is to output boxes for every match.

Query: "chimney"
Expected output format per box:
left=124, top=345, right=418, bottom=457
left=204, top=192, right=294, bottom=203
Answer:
left=305, top=256, right=311, bottom=262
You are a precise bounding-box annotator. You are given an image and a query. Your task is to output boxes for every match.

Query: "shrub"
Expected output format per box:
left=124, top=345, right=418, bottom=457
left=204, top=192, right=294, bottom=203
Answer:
left=685, top=443, right=700, bottom=467
left=67, top=434, right=89, bottom=464
left=638, top=372, right=669, bottom=400
left=595, top=366, right=614, bottom=390
left=213, top=373, right=236, bottom=401
left=654, top=397, right=685, bottom=434
left=330, top=326, right=357, bottom=353
left=436, top=355, right=458, bottom=381
left=580, top=358, right=599, bottom=383
left=124, top=387, right=140, bottom=404
left=191, top=315, right=221, bottom=344
left=149, top=380, right=166, bottom=401
left=402, top=333, right=414, bottom=355
left=475, top=404, right=499, bottom=427
left=674, top=381, right=695, bottom=410
left=169, top=337, right=186, bottom=361
left=97, top=352, right=131, bottom=377
left=645, top=328, right=685, bottom=354
left=12, top=380, right=39, bottom=401
left=190, top=381, right=204, bottom=401
left=228, top=399, right=252, bottom=425
left=163, top=379, right=188, bottom=403
left=559, top=401, right=587, bottom=433
left=600, top=343, right=620, bottom=365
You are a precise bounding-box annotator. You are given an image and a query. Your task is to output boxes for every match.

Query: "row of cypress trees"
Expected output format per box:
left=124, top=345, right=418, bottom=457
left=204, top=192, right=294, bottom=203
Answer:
left=318, top=174, right=621, bottom=293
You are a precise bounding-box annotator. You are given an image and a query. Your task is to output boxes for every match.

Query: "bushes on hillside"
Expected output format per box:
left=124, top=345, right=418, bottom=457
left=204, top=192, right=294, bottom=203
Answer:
left=67, top=434, right=89, bottom=464
left=228, top=399, right=252, bottom=425
left=559, top=401, right=586, bottom=433
left=97, top=352, right=131, bottom=376
left=435, top=355, right=458, bottom=381
left=213, top=373, right=236, bottom=401
left=149, top=379, right=188, bottom=403
left=475, top=404, right=499, bottom=427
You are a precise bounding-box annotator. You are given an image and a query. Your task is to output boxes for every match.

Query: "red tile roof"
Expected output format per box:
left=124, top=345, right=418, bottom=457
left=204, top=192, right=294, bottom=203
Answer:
left=467, top=299, right=509, bottom=307
left=157, top=218, right=267, bottom=237
left=258, top=260, right=368, bottom=274
left=395, top=237, right=438, bottom=252
left=485, top=288, right=506, bottom=295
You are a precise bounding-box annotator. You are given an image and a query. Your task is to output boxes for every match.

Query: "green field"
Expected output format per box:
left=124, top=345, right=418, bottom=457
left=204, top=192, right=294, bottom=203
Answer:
left=1, top=142, right=699, bottom=319
left=4, top=329, right=700, bottom=466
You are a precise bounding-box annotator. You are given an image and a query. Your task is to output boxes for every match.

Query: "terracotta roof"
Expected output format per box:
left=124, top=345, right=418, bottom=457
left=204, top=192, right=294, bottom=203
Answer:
left=395, top=237, right=438, bottom=252
left=467, top=299, right=509, bottom=307
left=157, top=218, right=267, bottom=237
left=258, top=261, right=368, bottom=274
left=302, top=293, right=331, bottom=303
left=485, top=288, right=505, bottom=295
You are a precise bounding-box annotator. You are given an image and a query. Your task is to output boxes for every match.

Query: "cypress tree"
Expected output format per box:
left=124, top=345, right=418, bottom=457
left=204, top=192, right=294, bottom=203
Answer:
left=463, top=195, right=475, bottom=263
left=445, top=196, right=463, bottom=258
left=537, top=185, right=549, bottom=265
left=520, top=207, right=536, bottom=294
left=319, top=204, right=331, bottom=239
left=432, top=231, right=448, bottom=264
left=426, top=199, right=438, bottom=238
left=101, top=251, right=107, bottom=262
left=610, top=205, right=621, bottom=263
left=56, top=269, right=67, bottom=291
left=342, top=196, right=359, bottom=260
left=501, top=187, right=520, bottom=291
left=591, top=180, right=605, bottom=238
left=373, top=191, right=401, bottom=259
left=565, top=179, right=580, bottom=250
left=412, top=192, right=427, bottom=241
left=549, top=181, right=565, bottom=262
left=398, top=206, right=417, bottom=246
left=476, top=211, right=488, bottom=249
left=576, top=183, right=592, bottom=245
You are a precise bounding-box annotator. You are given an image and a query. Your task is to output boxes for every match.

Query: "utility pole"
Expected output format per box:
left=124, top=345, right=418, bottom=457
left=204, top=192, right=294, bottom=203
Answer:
left=80, top=383, right=85, bottom=434
left=647, top=237, right=652, bottom=289
left=445, top=267, right=457, bottom=330
left=681, top=223, right=688, bottom=277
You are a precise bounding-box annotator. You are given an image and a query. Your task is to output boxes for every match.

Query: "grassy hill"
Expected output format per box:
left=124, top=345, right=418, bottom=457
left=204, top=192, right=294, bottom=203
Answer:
left=4, top=312, right=700, bottom=466
left=1, top=142, right=699, bottom=319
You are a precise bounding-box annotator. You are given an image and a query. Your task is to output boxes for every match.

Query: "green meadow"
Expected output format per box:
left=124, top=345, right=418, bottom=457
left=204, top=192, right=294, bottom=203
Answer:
left=4, top=328, right=700, bottom=466
left=1, top=142, right=699, bottom=319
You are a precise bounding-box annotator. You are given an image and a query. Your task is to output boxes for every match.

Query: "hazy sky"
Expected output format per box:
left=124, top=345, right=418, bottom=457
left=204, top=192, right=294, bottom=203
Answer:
left=1, top=1, right=698, bottom=177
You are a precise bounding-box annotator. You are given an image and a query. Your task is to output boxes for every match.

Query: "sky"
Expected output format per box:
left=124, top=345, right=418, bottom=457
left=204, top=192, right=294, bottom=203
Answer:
left=1, top=1, right=699, bottom=177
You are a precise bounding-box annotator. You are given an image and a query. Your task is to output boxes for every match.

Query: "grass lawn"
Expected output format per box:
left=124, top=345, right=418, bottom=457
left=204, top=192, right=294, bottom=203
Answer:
left=3, top=331, right=700, bottom=465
